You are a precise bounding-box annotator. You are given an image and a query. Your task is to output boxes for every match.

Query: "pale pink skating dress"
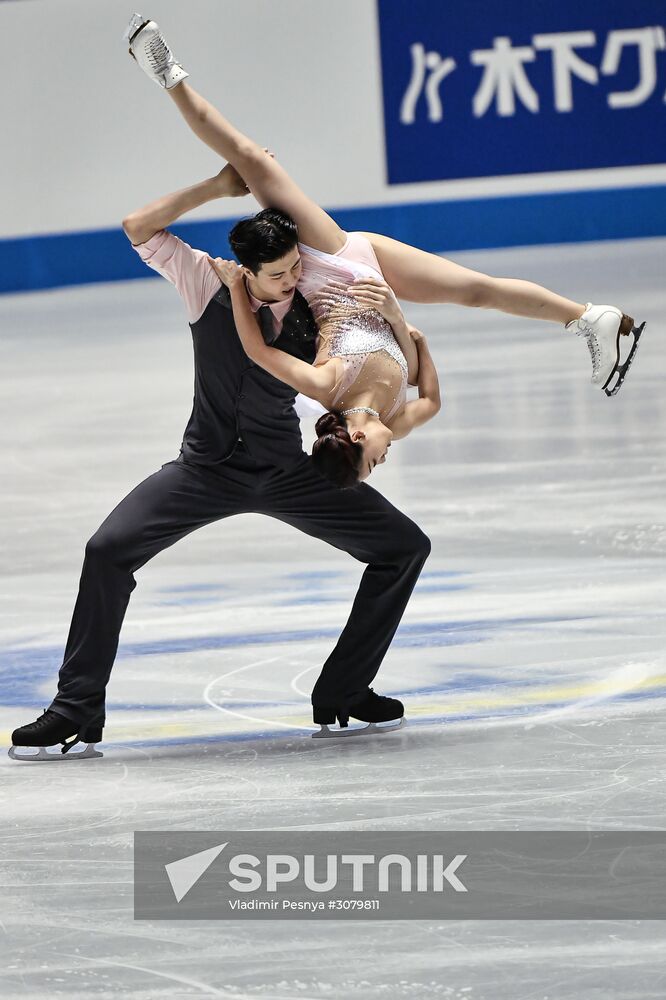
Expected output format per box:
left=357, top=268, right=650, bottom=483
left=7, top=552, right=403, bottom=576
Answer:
left=297, top=233, right=408, bottom=423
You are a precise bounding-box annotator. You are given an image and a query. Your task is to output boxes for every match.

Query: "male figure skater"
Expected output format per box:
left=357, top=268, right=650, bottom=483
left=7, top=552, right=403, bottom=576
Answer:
left=9, top=161, right=431, bottom=760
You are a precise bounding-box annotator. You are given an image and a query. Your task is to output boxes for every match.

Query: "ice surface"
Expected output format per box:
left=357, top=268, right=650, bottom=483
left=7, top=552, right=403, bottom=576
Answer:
left=1, top=239, right=665, bottom=999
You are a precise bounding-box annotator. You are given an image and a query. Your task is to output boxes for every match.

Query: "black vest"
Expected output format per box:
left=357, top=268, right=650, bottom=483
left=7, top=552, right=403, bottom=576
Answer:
left=180, top=284, right=318, bottom=468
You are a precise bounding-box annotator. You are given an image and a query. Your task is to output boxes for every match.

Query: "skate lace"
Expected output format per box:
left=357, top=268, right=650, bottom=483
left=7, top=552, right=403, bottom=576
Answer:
left=25, top=709, right=59, bottom=730
left=585, top=334, right=601, bottom=378
left=366, top=688, right=392, bottom=704
left=147, top=34, right=173, bottom=72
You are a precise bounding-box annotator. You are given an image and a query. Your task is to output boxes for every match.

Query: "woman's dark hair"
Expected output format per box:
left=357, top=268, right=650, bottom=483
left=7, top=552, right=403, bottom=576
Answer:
left=311, top=411, right=363, bottom=488
left=228, top=208, right=298, bottom=274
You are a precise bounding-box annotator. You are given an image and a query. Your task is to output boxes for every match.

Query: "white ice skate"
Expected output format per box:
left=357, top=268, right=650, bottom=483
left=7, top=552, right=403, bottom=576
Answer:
left=124, top=12, right=189, bottom=90
left=567, top=303, right=645, bottom=397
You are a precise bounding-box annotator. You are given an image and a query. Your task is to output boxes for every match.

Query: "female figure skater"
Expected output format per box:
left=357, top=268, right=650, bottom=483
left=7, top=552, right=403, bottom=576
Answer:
left=124, top=14, right=644, bottom=484
left=207, top=250, right=440, bottom=486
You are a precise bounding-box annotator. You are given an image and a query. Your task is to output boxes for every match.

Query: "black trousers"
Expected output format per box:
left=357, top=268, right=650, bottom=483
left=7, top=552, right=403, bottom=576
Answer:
left=49, top=446, right=431, bottom=728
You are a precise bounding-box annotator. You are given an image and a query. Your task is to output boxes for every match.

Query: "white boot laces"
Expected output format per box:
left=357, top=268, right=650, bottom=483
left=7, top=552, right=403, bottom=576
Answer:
left=585, top=333, right=601, bottom=378
left=571, top=314, right=601, bottom=378
left=147, top=33, right=173, bottom=72
left=573, top=318, right=593, bottom=337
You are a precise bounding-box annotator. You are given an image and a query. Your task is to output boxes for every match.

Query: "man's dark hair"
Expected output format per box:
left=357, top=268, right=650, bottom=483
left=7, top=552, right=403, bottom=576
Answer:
left=228, top=208, right=299, bottom=274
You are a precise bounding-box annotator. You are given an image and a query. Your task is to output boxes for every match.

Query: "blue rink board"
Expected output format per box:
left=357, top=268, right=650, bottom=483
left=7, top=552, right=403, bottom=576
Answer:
left=1, top=184, right=665, bottom=294
left=377, top=0, right=666, bottom=184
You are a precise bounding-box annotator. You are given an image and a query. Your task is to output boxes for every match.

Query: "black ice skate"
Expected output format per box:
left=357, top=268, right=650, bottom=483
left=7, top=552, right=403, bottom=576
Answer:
left=312, top=688, right=405, bottom=739
left=9, top=709, right=104, bottom=761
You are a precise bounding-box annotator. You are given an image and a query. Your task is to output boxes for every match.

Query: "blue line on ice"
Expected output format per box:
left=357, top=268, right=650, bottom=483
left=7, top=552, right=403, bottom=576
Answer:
left=0, top=612, right=604, bottom=707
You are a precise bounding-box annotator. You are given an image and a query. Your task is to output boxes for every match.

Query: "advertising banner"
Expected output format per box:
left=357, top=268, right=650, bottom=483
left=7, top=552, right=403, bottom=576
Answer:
left=377, top=0, right=666, bottom=183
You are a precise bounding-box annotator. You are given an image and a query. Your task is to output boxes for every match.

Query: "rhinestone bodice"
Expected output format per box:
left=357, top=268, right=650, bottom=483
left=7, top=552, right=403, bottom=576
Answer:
left=311, top=290, right=408, bottom=423
left=298, top=238, right=408, bottom=424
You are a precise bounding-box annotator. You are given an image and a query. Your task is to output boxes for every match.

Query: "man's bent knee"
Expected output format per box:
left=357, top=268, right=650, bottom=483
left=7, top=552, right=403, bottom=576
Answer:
left=84, top=526, right=132, bottom=564
left=396, top=525, right=431, bottom=564
left=414, top=529, right=432, bottom=562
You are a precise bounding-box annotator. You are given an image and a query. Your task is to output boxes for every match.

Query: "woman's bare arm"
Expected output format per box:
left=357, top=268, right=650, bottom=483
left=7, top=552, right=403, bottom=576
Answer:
left=168, top=82, right=345, bottom=253
left=209, top=257, right=337, bottom=401
left=378, top=305, right=420, bottom=386
left=388, top=332, right=441, bottom=441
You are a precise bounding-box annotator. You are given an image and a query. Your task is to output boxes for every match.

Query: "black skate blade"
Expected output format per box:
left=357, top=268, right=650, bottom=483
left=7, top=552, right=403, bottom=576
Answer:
left=312, top=717, right=406, bottom=739
left=604, top=321, right=645, bottom=397
left=8, top=742, right=103, bottom=762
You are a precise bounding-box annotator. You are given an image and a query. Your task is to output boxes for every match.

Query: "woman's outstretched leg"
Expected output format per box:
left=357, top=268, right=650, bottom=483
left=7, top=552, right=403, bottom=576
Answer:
left=166, top=79, right=585, bottom=327
left=125, top=16, right=344, bottom=252
left=167, top=84, right=345, bottom=254
left=361, top=232, right=643, bottom=396
left=362, top=232, right=585, bottom=325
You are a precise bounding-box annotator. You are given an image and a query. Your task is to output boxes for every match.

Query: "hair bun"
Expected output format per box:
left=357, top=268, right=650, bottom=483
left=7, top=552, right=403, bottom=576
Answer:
left=311, top=410, right=362, bottom=488
left=315, top=411, right=345, bottom=436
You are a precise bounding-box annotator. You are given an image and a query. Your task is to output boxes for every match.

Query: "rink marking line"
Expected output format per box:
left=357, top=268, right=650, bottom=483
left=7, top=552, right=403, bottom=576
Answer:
left=290, top=661, right=319, bottom=699
left=402, top=675, right=666, bottom=718
left=203, top=655, right=314, bottom=732
left=173, top=669, right=666, bottom=731
left=0, top=611, right=602, bottom=668
left=519, top=661, right=658, bottom=727
left=2, top=673, right=665, bottom=749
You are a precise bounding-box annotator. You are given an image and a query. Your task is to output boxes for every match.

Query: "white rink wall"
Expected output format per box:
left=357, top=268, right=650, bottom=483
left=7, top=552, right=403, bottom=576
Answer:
left=2, top=0, right=665, bottom=241
left=2, top=0, right=665, bottom=295
left=7, top=0, right=406, bottom=239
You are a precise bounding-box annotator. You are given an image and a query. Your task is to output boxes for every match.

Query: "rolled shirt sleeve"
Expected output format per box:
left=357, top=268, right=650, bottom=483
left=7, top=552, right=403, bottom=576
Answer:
left=132, top=230, right=222, bottom=324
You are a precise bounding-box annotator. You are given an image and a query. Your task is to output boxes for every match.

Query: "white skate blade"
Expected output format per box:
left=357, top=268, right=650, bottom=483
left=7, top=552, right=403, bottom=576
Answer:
left=8, top=742, right=103, bottom=762
left=312, top=717, right=406, bottom=739
left=123, top=13, right=150, bottom=43
left=603, top=321, right=645, bottom=397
